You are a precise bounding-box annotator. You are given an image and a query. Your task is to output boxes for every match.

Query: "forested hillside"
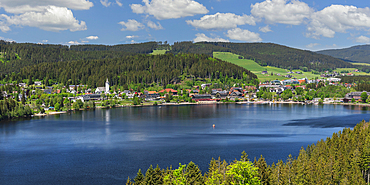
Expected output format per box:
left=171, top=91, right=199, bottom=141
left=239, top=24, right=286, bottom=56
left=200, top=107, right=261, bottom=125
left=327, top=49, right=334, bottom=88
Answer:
left=12, top=53, right=256, bottom=88
left=0, top=41, right=157, bottom=74
left=317, top=45, right=370, bottom=63
left=168, top=42, right=353, bottom=72
left=126, top=120, right=370, bottom=185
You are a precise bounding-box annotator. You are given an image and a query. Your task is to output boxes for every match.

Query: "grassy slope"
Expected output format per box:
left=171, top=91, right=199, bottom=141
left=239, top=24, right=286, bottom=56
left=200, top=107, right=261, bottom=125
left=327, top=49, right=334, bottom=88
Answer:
left=151, top=49, right=167, bottom=55
left=214, top=52, right=321, bottom=81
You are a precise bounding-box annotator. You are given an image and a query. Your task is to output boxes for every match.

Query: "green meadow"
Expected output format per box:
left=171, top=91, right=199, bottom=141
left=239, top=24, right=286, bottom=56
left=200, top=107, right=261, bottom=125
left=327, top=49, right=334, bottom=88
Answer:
left=151, top=49, right=167, bottom=55
left=213, top=52, right=321, bottom=81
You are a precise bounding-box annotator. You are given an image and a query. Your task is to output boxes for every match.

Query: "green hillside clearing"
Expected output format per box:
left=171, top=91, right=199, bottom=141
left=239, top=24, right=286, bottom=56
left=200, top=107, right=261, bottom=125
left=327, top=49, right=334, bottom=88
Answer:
left=151, top=49, right=167, bottom=55
left=214, top=52, right=322, bottom=81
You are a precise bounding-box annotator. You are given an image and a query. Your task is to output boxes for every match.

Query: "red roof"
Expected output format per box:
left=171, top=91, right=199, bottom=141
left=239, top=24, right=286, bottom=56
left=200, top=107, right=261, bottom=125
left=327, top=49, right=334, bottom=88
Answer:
left=159, top=89, right=178, bottom=93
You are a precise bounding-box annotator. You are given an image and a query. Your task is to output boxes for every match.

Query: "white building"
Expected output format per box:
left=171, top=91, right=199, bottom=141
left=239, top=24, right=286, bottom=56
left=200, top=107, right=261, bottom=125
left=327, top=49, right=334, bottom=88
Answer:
left=95, top=78, right=110, bottom=94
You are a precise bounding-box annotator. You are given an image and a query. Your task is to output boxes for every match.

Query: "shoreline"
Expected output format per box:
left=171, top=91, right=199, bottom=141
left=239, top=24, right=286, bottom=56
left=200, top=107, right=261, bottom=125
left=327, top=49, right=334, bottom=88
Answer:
left=31, top=100, right=370, bottom=118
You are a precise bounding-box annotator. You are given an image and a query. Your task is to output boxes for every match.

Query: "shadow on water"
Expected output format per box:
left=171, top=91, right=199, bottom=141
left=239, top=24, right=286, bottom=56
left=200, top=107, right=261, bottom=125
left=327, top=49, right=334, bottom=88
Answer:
left=284, top=113, right=370, bottom=128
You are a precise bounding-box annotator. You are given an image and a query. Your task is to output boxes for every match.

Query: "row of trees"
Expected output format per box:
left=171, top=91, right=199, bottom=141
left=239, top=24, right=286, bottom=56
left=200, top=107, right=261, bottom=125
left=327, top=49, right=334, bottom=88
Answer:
left=127, top=121, right=370, bottom=184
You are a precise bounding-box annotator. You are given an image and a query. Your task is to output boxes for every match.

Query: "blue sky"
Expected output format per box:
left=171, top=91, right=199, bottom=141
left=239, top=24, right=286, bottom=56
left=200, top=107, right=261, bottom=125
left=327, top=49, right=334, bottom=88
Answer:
left=0, top=0, right=370, bottom=51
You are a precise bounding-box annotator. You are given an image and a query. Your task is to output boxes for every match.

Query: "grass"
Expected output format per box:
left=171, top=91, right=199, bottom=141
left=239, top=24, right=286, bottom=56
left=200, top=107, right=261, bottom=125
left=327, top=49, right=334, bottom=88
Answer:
left=151, top=49, right=167, bottom=55
left=352, top=62, right=370, bottom=66
left=213, top=52, right=322, bottom=81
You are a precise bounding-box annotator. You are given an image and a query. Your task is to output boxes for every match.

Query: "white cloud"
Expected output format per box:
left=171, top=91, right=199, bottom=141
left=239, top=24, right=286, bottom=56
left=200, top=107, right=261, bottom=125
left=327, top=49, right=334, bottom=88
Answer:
left=1, top=6, right=87, bottom=32
left=251, top=0, right=312, bottom=25
left=186, top=12, right=256, bottom=30
left=126, top=35, right=138, bottom=39
left=100, top=0, right=111, bottom=7
left=42, top=40, right=48, bottom=43
left=0, top=0, right=93, bottom=14
left=355, top=36, right=370, bottom=43
left=0, top=1, right=91, bottom=32
left=118, top=19, right=145, bottom=31
left=259, top=25, right=272, bottom=33
left=306, top=43, right=320, bottom=48
left=226, top=28, right=262, bottom=42
left=307, top=5, right=370, bottom=39
left=131, top=0, right=208, bottom=20
left=86, top=36, right=99, bottom=40
left=68, top=41, right=81, bottom=45
left=147, top=21, right=163, bottom=30
left=193, top=33, right=229, bottom=42
left=116, top=0, right=123, bottom=7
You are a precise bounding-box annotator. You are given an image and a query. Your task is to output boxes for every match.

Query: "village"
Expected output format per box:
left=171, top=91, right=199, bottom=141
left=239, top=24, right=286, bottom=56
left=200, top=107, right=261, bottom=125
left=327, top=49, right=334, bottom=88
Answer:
left=1, top=74, right=368, bottom=116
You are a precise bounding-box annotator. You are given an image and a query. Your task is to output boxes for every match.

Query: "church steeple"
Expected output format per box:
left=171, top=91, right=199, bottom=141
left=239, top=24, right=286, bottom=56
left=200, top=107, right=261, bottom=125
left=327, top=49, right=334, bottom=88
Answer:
left=105, top=78, right=109, bottom=93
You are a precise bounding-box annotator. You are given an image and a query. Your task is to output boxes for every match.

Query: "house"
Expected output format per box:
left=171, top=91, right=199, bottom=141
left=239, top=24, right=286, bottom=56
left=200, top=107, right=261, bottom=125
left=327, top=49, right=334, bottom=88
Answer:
left=343, top=91, right=370, bottom=103
left=18, top=83, right=27, bottom=87
left=144, top=91, right=160, bottom=100
left=191, top=94, right=212, bottom=101
left=201, top=83, right=212, bottom=89
left=34, top=81, right=42, bottom=86
left=95, top=87, right=105, bottom=94
left=211, top=90, right=228, bottom=99
left=43, top=89, right=52, bottom=94
left=159, top=88, right=178, bottom=95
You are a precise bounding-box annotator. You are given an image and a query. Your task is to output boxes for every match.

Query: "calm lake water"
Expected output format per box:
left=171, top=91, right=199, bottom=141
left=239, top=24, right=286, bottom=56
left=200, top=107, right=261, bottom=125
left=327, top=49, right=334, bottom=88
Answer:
left=1, top=104, right=370, bottom=184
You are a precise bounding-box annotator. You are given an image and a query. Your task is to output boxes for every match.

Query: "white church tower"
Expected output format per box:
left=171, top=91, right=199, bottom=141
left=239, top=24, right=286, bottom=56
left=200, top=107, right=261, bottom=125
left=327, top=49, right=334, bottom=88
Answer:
left=105, top=78, right=110, bottom=93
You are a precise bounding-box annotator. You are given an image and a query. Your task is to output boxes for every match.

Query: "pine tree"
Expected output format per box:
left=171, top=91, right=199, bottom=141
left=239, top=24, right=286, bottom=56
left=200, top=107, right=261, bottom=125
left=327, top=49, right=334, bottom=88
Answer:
left=144, top=165, right=154, bottom=184
left=133, top=169, right=144, bottom=185
left=185, top=161, right=204, bottom=184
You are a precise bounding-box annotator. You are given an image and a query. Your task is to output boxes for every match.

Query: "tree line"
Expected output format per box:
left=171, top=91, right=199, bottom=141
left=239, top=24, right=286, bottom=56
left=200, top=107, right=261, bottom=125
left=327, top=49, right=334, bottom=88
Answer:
left=126, top=120, right=370, bottom=184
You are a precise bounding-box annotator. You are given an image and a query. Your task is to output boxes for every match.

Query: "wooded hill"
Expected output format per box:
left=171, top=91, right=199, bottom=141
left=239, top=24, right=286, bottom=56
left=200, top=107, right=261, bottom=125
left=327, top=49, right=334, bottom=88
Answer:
left=13, top=53, right=256, bottom=88
left=317, top=45, right=370, bottom=63
left=0, top=41, right=159, bottom=74
left=168, top=42, right=354, bottom=72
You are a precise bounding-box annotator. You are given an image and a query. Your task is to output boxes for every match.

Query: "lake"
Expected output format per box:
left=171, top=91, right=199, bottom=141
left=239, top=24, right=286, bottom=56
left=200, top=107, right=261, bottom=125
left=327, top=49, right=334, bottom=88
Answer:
left=1, top=104, right=370, bottom=184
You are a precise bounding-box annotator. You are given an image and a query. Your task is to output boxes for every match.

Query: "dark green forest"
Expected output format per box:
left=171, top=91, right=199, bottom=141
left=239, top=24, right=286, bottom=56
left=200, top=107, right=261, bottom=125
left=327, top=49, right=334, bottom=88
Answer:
left=11, top=53, right=256, bottom=88
left=125, top=120, right=370, bottom=185
left=317, top=45, right=370, bottom=63
left=0, top=41, right=158, bottom=74
left=168, top=42, right=354, bottom=71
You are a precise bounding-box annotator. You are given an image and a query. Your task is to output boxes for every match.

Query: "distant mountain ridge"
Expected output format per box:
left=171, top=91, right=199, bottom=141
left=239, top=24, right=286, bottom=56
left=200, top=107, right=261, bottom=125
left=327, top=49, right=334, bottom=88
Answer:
left=317, top=45, right=370, bottom=63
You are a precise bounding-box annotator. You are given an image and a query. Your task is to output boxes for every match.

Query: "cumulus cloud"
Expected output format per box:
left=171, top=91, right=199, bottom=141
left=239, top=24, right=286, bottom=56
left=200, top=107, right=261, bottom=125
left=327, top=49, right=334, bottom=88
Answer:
left=306, top=43, right=320, bottom=48
left=259, top=25, right=272, bottom=33
left=42, top=40, right=48, bottom=43
left=131, top=0, right=208, bottom=20
left=193, top=33, right=229, bottom=42
left=251, top=0, right=312, bottom=25
left=186, top=12, right=256, bottom=30
left=307, top=5, right=370, bottom=39
left=86, top=36, right=98, bottom=40
left=1, top=6, right=87, bottom=32
left=0, top=1, right=91, bottom=32
left=100, top=0, right=111, bottom=7
left=126, top=35, right=138, bottom=39
left=226, top=28, right=262, bottom=42
left=147, top=20, right=163, bottom=30
left=355, top=36, right=370, bottom=43
left=116, top=0, right=123, bottom=7
left=0, top=0, right=93, bottom=14
left=119, top=19, right=145, bottom=31
left=68, top=41, right=81, bottom=45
